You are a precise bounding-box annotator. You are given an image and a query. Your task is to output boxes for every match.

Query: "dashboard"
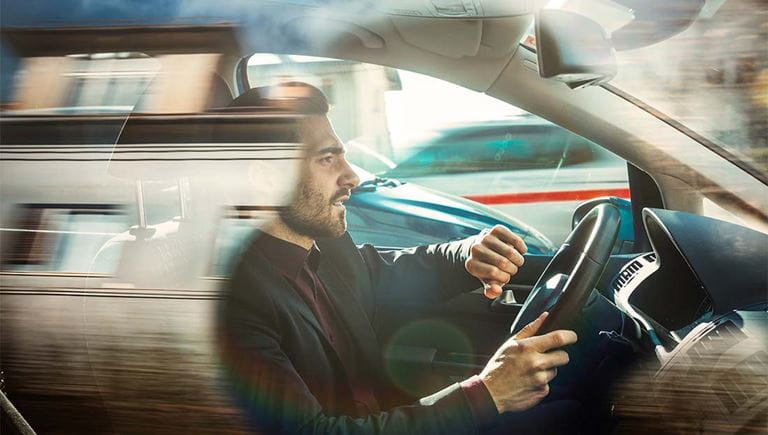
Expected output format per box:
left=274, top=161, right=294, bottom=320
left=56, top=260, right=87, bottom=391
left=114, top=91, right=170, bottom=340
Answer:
left=606, top=208, right=768, bottom=430
left=612, top=208, right=767, bottom=341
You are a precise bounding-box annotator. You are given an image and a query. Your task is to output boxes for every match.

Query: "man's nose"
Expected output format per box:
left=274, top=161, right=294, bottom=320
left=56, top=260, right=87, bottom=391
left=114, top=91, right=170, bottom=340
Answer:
left=339, top=158, right=360, bottom=190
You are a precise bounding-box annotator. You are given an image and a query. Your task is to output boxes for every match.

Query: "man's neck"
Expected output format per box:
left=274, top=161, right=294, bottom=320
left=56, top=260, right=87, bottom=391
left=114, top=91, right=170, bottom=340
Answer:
left=263, top=219, right=314, bottom=250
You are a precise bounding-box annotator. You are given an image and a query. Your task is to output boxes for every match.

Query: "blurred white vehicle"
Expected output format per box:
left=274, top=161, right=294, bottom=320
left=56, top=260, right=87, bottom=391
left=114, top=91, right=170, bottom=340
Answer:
left=383, top=118, right=628, bottom=243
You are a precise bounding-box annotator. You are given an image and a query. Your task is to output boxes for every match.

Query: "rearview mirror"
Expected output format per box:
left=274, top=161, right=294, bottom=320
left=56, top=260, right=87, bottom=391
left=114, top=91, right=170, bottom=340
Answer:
left=535, top=9, right=617, bottom=89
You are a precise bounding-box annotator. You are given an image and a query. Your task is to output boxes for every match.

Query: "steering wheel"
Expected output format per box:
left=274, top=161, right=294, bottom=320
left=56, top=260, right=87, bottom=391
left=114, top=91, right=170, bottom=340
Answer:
left=510, top=203, right=621, bottom=336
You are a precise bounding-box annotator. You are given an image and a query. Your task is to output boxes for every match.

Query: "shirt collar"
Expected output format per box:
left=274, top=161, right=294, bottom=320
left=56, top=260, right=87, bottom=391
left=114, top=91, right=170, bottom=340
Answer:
left=254, top=232, right=321, bottom=279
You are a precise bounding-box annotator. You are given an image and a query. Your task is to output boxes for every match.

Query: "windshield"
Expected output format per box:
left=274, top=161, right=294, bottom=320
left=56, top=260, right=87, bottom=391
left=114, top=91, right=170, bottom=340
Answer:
left=609, top=0, right=767, bottom=177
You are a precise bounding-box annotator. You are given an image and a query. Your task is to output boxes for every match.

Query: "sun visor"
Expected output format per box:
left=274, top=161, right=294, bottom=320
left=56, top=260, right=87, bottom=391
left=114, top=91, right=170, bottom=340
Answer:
left=391, top=16, right=483, bottom=58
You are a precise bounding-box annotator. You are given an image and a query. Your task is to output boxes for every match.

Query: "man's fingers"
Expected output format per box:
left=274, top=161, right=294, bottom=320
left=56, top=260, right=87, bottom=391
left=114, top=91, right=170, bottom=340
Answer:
left=467, top=262, right=511, bottom=285
left=482, top=236, right=525, bottom=267
left=466, top=227, right=527, bottom=288
left=526, top=329, right=578, bottom=353
left=539, top=350, right=570, bottom=369
left=483, top=282, right=503, bottom=299
left=490, top=225, right=528, bottom=255
left=530, top=368, right=558, bottom=389
left=513, top=312, right=548, bottom=339
left=473, top=244, right=520, bottom=275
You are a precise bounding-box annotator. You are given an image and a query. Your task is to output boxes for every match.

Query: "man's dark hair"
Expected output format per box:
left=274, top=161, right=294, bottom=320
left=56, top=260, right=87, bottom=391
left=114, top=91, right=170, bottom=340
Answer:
left=228, top=81, right=329, bottom=115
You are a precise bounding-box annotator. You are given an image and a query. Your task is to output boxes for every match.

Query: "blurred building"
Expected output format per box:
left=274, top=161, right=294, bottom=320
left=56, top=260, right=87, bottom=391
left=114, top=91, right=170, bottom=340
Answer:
left=1, top=26, right=240, bottom=114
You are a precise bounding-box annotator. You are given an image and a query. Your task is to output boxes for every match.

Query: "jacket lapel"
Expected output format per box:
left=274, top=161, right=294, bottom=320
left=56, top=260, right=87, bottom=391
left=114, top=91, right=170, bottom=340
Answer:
left=245, top=232, right=383, bottom=376
left=246, top=246, right=331, bottom=353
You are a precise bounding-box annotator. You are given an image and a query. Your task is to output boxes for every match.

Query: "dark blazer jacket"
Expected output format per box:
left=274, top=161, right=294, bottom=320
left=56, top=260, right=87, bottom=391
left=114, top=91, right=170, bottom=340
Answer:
left=217, top=231, right=485, bottom=434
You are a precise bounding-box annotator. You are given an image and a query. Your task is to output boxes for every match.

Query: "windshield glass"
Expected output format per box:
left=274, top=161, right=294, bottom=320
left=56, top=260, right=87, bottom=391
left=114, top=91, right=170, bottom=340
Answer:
left=609, top=0, right=767, bottom=177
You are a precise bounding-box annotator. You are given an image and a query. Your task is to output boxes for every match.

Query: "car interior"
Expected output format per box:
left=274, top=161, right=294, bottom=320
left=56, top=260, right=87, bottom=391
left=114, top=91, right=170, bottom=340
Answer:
left=1, top=0, right=766, bottom=433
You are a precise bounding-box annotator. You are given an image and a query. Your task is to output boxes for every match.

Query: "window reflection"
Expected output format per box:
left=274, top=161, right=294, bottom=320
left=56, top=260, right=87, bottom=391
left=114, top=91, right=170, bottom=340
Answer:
left=1, top=205, right=129, bottom=274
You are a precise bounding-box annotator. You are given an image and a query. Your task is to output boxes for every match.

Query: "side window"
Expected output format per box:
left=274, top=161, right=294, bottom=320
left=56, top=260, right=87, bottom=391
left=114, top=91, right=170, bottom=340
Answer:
left=1, top=205, right=129, bottom=274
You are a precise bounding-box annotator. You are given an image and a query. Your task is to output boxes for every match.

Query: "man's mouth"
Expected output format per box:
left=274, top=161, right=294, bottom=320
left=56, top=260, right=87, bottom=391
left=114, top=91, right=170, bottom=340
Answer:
left=332, top=194, right=350, bottom=207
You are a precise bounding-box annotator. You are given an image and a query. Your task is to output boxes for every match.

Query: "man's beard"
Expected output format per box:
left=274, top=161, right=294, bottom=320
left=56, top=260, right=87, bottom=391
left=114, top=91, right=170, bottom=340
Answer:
left=280, top=180, right=348, bottom=239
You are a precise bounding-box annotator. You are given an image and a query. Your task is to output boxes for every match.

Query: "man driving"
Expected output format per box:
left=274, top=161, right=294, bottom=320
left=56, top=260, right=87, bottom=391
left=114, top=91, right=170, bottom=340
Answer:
left=217, top=82, right=578, bottom=434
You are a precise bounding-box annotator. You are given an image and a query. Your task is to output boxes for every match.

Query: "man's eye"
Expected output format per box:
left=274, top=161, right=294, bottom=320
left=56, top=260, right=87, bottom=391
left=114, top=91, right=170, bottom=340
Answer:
left=320, top=156, right=334, bottom=165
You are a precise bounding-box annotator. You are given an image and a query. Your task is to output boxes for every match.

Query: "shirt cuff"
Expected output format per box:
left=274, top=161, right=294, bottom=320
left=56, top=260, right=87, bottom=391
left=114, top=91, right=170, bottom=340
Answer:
left=459, top=375, right=499, bottom=428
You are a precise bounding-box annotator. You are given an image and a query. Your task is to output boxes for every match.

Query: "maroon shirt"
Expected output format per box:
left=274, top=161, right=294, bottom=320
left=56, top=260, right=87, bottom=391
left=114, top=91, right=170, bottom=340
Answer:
left=254, top=232, right=497, bottom=426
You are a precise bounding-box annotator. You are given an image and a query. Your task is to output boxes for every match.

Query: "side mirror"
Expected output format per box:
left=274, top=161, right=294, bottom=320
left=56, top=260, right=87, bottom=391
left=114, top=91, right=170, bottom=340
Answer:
left=573, top=196, right=634, bottom=253
left=535, top=9, right=617, bottom=89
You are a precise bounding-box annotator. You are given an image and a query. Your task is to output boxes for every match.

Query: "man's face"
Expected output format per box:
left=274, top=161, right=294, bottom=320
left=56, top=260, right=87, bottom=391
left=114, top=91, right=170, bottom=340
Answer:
left=279, top=115, right=360, bottom=239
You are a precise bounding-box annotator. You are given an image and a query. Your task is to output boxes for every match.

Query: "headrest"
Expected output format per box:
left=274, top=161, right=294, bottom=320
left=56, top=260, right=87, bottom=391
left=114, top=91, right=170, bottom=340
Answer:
left=207, top=74, right=234, bottom=109
left=227, top=81, right=329, bottom=114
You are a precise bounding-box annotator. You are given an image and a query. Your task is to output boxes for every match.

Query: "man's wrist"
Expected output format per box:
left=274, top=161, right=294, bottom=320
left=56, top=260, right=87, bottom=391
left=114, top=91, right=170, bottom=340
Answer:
left=460, top=375, right=499, bottom=427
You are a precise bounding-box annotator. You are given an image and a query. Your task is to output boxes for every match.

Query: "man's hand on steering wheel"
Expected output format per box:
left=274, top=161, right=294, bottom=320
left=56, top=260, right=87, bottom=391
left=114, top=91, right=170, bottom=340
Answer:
left=463, top=206, right=618, bottom=416
left=480, top=312, right=578, bottom=413
left=465, top=225, right=528, bottom=299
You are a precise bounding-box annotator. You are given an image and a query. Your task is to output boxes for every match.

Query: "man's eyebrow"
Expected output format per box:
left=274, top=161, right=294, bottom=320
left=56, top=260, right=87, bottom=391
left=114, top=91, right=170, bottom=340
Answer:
left=315, top=145, right=345, bottom=155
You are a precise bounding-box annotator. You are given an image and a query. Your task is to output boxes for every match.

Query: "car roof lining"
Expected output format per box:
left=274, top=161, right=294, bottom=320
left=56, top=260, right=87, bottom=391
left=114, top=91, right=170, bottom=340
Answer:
left=235, top=12, right=528, bottom=92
